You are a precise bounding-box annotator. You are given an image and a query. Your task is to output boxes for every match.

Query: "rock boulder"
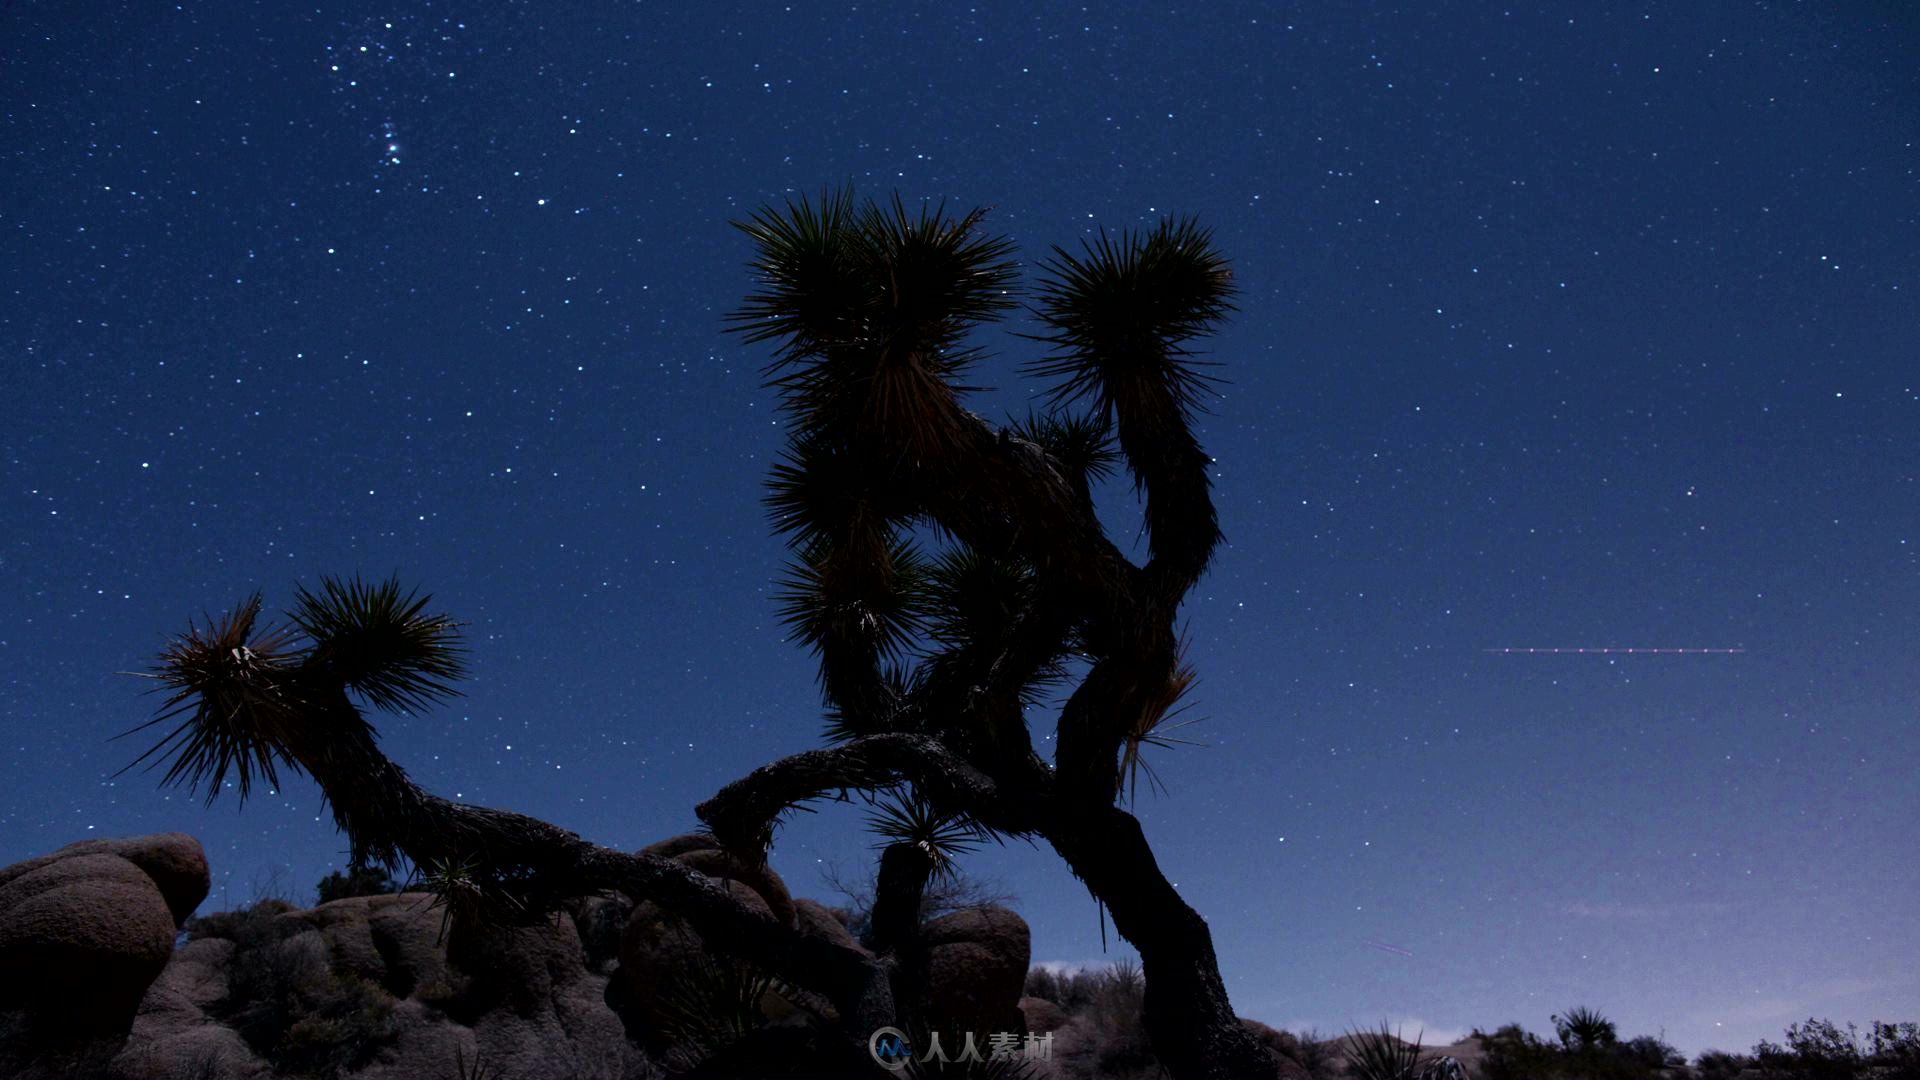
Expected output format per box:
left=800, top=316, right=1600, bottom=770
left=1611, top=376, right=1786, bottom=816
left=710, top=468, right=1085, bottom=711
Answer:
left=0, top=833, right=210, bottom=1032
left=918, top=905, right=1031, bottom=1045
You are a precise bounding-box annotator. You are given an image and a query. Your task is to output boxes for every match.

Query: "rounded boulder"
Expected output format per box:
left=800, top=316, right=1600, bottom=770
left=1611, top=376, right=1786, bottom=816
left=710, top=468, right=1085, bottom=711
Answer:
left=918, top=905, right=1031, bottom=1044
left=0, top=851, right=182, bottom=1025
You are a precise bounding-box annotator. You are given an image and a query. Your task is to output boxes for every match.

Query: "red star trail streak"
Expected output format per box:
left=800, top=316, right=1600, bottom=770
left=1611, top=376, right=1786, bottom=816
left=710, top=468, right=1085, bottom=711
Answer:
left=1481, top=647, right=1747, bottom=654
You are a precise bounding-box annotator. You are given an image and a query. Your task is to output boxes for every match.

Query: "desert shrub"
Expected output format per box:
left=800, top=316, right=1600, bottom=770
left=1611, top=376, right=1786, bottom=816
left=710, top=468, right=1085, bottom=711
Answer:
left=314, top=864, right=399, bottom=904
left=1621, top=1035, right=1685, bottom=1070
left=1866, top=1022, right=1920, bottom=1078
left=187, top=899, right=401, bottom=1077
left=823, top=863, right=1017, bottom=949
left=653, top=952, right=780, bottom=1072
left=1475, top=1023, right=1564, bottom=1080
left=1751, top=1018, right=1920, bottom=1080
left=1095, top=960, right=1145, bottom=1022
left=1022, top=964, right=1104, bottom=1015
left=1078, top=959, right=1154, bottom=1077
left=1755, top=1019, right=1869, bottom=1080
left=1043, top=960, right=1157, bottom=1079
left=184, top=896, right=297, bottom=943
left=1697, top=1050, right=1755, bottom=1079
left=1291, top=1029, right=1343, bottom=1080
left=569, top=892, right=635, bottom=975
left=0, top=1007, right=131, bottom=1079
left=273, top=972, right=398, bottom=1077
left=1023, top=966, right=1061, bottom=1003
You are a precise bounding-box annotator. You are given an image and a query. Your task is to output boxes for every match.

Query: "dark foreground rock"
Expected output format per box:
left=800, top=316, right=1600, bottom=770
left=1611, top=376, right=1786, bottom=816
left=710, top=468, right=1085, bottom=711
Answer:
left=0, top=833, right=210, bottom=1041
left=918, top=904, right=1032, bottom=1045
left=0, top=832, right=1036, bottom=1080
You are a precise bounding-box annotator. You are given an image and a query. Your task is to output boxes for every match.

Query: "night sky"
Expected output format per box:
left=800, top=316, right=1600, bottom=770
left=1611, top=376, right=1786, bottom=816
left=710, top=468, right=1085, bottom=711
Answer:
left=4, top=0, right=1916, bottom=1060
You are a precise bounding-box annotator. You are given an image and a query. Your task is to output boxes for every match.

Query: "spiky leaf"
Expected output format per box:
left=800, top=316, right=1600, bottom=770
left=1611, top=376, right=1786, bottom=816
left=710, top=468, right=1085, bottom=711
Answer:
left=1117, top=651, right=1207, bottom=804
left=1343, top=1023, right=1429, bottom=1080
left=729, top=190, right=1019, bottom=450
left=1008, top=411, right=1119, bottom=488
left=1026, top=216, right=1235, bottom=424
left=765, top=434, right=917, bottom=549
left=773, top=535, right=928, bottom=662
left=865, top=787, right=986, bottom=880
left=290, top=576, right=466, bottom=714
left=727, top=185, right=863, bottom=357
left=922, top=547, right=1037, bottom=652
left=118, top=594, right=304, bottom=805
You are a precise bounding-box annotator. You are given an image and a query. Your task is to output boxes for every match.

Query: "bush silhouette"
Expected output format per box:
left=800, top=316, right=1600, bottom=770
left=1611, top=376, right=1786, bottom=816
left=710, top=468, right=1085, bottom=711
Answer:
left=314, top=864, right=400, bottom=904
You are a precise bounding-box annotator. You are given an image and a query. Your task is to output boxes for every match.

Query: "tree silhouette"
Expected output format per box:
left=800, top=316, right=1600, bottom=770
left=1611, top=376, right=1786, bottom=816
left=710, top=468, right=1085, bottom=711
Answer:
left=125, top=191, right=1281, bottom=1079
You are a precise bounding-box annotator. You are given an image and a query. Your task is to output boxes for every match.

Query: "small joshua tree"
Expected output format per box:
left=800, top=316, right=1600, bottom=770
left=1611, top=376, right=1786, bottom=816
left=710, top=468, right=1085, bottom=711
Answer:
left=127, top=190, right=1277, bottom=1079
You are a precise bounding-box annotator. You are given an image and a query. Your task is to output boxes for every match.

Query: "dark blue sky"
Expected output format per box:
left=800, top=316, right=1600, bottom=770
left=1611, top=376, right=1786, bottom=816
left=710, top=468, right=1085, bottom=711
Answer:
left=3, top=0, right=1915, bottom=1058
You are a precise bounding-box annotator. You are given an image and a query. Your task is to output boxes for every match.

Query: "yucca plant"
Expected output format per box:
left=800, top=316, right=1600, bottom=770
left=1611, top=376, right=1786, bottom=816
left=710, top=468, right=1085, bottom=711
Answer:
left=653, top=952, right=781, bottom=1071
left=1552, top=1007, right=1618, bottom=1054
left=451, top=1045, right=500, bottom=1080
left=1344, top=1022, right=1429, bottom=1080
left=866, top=786, right=987, bottom=880
left=134, top=190, right=1269, bottom=1080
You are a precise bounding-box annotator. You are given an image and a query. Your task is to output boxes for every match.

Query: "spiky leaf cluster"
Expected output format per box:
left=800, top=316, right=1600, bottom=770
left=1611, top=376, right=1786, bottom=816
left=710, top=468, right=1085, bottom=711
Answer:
left=1008, top=411, right=1119, bottom=492
left=865, top=787, right=987, bottom=880
left=291, top=576, right=467, bottom=713
left=774, top=536, right=928, bottom=663
left=416, top=854, right=530, bottom=944
left=1027, top=216, right=1235, bottom=426
left=729, top=189, right=1019, bottom=447
left=819, top=663, right=915, bottom=744
left=1117, top=654, right=1205, bottom=805
left=921, top=548, right=1036, bottom=653
left=765, top=434, right=920, bottom=551
left=121, top=594, right=303, bottom=804
left=656, top=954, right=783, bottom=1070
left=124, top=579, right=466, bottom=808
left=1343, top=1023, right=1429, bottom=1080
left=1552, top=1007, right=1618, bottom=1052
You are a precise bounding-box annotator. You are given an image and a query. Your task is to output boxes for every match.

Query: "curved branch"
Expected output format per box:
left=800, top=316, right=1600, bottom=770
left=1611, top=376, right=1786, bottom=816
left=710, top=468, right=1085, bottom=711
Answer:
left=352, top=775, right=901, bottom=1046
left=695, top=732, right=1041, bottom=855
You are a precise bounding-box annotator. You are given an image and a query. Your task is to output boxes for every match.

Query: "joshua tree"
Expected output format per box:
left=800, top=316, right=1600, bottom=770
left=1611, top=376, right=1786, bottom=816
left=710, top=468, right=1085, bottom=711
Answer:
left=706, top=188, right=1274, bottom=1079
left=126, top=190, right=1280, bottom=1079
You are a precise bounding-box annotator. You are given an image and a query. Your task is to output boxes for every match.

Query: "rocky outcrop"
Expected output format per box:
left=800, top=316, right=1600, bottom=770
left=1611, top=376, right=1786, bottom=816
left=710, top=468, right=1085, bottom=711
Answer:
left=0, top=833, right=210, bottom=917
left=1240, top=1018, right=1314, bottom=1080
left=1019, top=994, right=1069, bottom=1035
left=614, top=831, right=806, bottom=1052
left=918, top=904, right=1031, bottom=1044
left=792, top=897, right=865, bottom=957
left=0, top=833, right=210, bottom=1036
left=276, top=892, right=453, bottom=1000
left=0, top=831, right=1040, bottom=1080
left=640, top=831, right=797, bottom=928
left=110, top=937, right=268, bottom=1080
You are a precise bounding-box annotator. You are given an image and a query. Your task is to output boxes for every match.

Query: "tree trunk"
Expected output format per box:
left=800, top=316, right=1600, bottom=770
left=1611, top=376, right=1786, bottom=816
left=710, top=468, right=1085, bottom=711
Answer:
left=868, top=841, right=937, bottom=1034
left=1047, top=805, right=1280, bottom=1080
